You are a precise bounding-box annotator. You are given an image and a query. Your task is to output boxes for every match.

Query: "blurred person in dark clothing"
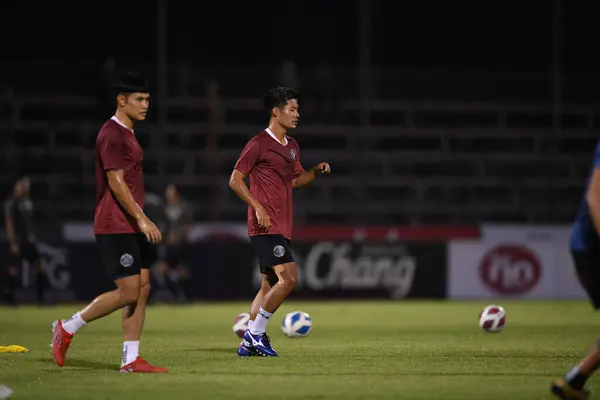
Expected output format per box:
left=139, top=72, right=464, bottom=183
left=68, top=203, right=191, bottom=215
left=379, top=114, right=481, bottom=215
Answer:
left=154, top=185, right=193, bottom=301
left=142, top=191, right=166, bottom=271
left=3, top=177, right=46, bottom=304
left=144, top=191, right=166, bottom=233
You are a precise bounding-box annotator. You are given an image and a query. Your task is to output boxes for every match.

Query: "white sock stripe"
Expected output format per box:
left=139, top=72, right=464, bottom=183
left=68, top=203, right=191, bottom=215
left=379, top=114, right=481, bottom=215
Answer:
left=250, top=308, right=273, bottom=335
left=121, top=341, right=140, bottom=366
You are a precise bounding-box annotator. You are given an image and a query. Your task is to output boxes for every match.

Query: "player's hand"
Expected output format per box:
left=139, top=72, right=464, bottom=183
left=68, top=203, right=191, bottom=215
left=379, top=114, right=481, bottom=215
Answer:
left=138, top=217, right=162, bottom=244
left=10, top=243, right=19, bottom=255
left=315, top=162, right=331, bottom=176
left=255, top=207, right=271, bottom=231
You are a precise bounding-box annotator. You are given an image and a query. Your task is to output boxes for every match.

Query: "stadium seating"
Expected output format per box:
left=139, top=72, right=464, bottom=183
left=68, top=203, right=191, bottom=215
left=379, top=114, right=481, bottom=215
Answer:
left=1, top=61, right=598, bottom=226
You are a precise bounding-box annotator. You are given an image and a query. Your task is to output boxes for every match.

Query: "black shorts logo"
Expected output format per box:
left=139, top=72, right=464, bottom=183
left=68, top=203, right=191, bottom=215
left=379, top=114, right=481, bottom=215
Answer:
left=120, top=253, right=134, bottom=268
left=273, top=245, right=286, bottom=258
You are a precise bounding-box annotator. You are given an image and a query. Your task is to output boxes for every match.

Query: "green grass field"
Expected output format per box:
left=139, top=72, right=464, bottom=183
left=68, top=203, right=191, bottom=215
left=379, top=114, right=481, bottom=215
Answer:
left=0, top=300, right=597, bottom=399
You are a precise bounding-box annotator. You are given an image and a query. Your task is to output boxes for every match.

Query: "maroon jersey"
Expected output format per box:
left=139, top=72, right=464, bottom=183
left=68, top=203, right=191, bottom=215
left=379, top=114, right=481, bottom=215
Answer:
left=234, top=129, right=305, bottom=239
left=94, top=117, right=145, bottom=234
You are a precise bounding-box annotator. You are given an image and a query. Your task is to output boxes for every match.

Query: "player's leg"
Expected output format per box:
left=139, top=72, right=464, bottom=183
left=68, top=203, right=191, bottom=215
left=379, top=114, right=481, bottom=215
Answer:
left=51, top=234, right=143, bottom=367
left=78, top=234, right=144, bottom=322
left=244, top=235, right=296, bottom=356
left=252, top=261, right=298, bottom=332
left=119, top=269, right=152, bottom=370
left=238, top=272, right=276, bottom=357
left=552, top=249, right=599, bottom=399
left=244, top=262, right=297, bottom=356
left=51, top=273, right=142, bottom=367
left=261, top=262, right=297, bottom=313
left=119, top=234, right=167, bottom=373
left=249, top=272, right=279, bottom=330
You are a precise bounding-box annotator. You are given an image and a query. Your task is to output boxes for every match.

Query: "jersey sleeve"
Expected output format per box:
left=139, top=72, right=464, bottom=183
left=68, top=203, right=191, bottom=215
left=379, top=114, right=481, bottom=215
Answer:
left=293, top=146, right=305, bottom=178
left=234, top=139, right=262, bottom=176
left=99, top=129, right=127, bottom=171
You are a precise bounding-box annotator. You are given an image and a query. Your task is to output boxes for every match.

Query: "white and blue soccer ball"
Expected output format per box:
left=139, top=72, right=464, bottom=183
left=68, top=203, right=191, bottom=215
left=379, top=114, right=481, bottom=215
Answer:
left=282, top=311, right=312, bottom=338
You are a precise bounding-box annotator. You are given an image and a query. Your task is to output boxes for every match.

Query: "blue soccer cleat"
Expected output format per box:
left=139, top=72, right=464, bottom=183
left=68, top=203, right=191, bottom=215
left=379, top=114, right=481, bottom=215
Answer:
left=237, top=337, right=259, bottom=357
left=243, top=330, right=278, bottom=357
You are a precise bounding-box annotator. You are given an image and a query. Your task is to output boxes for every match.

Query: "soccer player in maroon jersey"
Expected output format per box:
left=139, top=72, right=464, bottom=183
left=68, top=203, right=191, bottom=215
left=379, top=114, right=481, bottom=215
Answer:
left=229, top=86, right=331, bottom=356
left=51, top=73, right=167, bottom=373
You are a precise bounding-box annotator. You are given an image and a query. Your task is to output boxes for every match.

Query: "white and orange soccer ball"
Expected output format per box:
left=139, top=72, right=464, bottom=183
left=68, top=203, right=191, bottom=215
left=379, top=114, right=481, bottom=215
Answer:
left=233, top=312, right=250, bottom=338
left=478, top=305, right=506, bottom=333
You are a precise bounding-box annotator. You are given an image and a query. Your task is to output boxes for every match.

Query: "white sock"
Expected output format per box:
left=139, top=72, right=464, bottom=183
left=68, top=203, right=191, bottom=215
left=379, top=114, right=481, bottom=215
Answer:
left=247, top=320, right=254, bottom=331
left=121, top=341, right=140, bottom=367
left=61, top=312, right=86, bottom=335
left=250, top=308, right=272, bottom=335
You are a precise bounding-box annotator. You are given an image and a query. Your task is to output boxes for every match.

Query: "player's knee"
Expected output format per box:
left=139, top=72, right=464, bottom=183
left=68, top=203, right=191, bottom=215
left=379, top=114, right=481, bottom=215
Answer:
left=287, top=274, right=298, bottom=288
left=278, top=273, right=297, bottom=290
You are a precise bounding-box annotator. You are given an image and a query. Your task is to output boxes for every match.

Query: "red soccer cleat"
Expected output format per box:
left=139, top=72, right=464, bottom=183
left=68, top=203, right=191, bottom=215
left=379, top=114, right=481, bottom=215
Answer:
left=120, top=357, right=168, bottom=373
left=51, top=320, right=73, bottom=367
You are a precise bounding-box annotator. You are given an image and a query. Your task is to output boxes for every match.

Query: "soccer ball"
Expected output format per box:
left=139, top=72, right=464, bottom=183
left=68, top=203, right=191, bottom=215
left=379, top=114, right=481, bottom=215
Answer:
left=233, top=312, right=250, bottom=338
left=282, top=311, right=312, bottom=338
left=479, top=305, right=506, bottom=333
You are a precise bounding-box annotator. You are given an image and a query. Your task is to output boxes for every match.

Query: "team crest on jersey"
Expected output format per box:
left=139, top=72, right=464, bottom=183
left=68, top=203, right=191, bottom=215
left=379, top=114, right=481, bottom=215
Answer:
left=273, top=245, right=286, bottom=258
left=120, top=253, right=134, bottom=268
left=290, top=149, right=297, bottom=160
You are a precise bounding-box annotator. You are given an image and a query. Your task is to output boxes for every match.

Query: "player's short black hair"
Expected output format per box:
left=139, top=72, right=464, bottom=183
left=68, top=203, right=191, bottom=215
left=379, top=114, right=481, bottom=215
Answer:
left=263, top=86, right=299, bottom=111
left=115, top=72, right=150, bottom=95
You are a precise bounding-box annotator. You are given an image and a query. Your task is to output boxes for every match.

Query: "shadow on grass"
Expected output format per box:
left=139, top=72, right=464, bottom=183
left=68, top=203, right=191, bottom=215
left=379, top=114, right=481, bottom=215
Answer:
left=183, top=347, right=236, bottom=354
left=36, top=357, right=117, bottom=371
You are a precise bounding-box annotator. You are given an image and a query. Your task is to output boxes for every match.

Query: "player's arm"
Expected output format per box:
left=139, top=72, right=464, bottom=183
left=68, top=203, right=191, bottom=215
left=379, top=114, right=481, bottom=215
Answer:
left=100, top=131, right=161, bottom=243
left=3, top=199, right=19, bottom=253
left=229, top=169, right=265, bottom=212
left=292, top=162, right=331, bottom=189
left=229, top=170, right=271, bottom=230
left=106, top=170, right=145, bottom=222
left=229, top=140, right=271, bottom=229
left=587, top=167, right=600, bottom=235
left=106, top=169, right=161, bottom=243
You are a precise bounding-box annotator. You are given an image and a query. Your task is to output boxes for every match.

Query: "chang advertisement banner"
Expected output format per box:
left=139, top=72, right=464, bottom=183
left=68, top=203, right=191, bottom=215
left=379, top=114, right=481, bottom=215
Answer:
left=251, top=241, right=447, bottom=299
left=0, top=223, right=453, bottom=303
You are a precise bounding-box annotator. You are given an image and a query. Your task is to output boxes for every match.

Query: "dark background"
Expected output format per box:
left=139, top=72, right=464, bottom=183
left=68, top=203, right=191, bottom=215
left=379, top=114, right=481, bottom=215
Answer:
left=0, top=1, right=596, bottom=72
left=0, top=0, right=596, bottom=303
left=1, top=0, right=599, bottom=227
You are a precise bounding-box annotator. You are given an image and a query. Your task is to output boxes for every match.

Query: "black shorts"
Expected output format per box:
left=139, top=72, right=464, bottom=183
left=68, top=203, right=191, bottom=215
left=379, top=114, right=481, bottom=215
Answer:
left=9, top=241, right=40, bottom=267
left=96, top=233, right=155, bottom=279
left=572, top=248, right=600, bottom=309
left=250, top=234, right=294, bottom=275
